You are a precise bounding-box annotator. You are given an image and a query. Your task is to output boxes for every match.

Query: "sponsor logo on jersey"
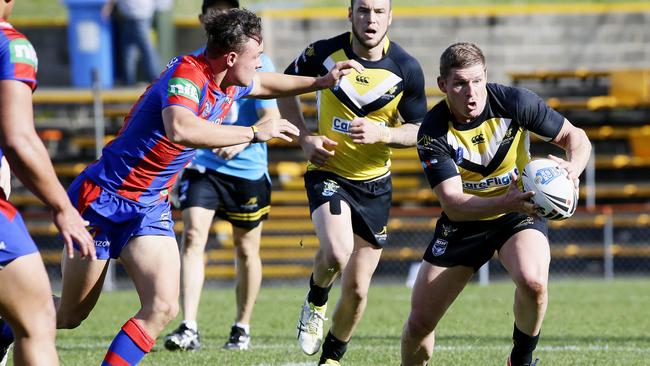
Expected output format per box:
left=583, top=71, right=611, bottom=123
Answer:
left=381, top=85, right=398, bottom=101
left=535, top=167, right=562, bottom=186
left=10, top=39, right=38, bottom=69
left=168, top=77, right=200, bottom=104
left=322, top=179, right=340, bottom=197
left=471, top=133, right=486, bottom=145
left=332, top=116, right=351, bottom=134
left=432, top=238, right=448, bottom=257
left=374, top=226, right=388, bottom=242
left=421, top=158, right=438, bottom=169
left=241, top=197, right=259, bottom=210
left=355, top=74, right=370, bottom=85
left=462, top=168, right=518, bottom=191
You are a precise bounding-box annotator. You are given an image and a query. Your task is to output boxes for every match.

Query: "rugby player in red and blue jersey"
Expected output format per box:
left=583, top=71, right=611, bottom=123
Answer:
left=53, top=8, right=362, bottom=366
left=0, top=0, right=95, bottom=364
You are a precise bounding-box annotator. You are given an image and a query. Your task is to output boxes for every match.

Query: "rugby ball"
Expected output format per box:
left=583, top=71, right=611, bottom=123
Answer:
left=521, top=158, right=578, bottom=220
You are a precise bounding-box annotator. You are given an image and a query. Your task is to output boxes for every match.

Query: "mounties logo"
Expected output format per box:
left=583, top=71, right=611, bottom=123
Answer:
left=168, top=77, right=200, bottom=104
left=10, top=39, right=38, bottom=69
left=374, top=226, right=388, bottom=242
left=471, top=133, right=485, bottom=145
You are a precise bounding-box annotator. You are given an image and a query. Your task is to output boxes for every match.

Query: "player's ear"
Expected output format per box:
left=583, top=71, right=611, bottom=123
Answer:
left=347, top=6, right=352, bottom=22
left=225, top=51, right=238, bottom=67
left=388, top=9, right=393, bottom=26
left=437, top=76, right=447, bottom=93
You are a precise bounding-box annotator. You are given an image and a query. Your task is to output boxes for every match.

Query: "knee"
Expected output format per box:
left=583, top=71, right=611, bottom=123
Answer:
left=183, top=228, right=207, bottom=253
left=321, top=250, right=351, bottom=273
left=148, top=298, right=179, bottom=326
left=342, top=283, right=368, bottom=307
left=518, top=275, right=548, bottom=302
left=235, top=241, right=259, bottom=261
left=405, top=313, right=436, bottom=340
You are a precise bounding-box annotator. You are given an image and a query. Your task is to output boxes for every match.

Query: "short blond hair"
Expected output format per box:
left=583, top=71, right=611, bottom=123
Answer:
left=439, top=42, right=485, bottom=78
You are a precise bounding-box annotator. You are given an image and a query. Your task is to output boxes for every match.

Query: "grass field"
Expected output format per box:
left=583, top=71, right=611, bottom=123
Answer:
left=6, top=278, right=647, bottom=365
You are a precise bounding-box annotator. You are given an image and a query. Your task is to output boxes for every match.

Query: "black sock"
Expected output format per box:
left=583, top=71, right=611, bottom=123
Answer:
left=510, top=323, right=539, bottom=366
left=307, top=274, right=331, bottom=307
left=319, top=331, right=348, bottom=363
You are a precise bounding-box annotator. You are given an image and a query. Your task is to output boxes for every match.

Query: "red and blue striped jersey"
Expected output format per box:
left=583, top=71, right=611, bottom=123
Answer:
left=83, top=53, right=253, bottom=205
left=0, top=19, right=38, bottom=162
left=0, top=19, right=37, bottom=90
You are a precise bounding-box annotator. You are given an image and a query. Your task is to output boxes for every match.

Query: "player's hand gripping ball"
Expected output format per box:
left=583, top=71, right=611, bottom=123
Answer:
left=521, top=158, right=578, bottom=220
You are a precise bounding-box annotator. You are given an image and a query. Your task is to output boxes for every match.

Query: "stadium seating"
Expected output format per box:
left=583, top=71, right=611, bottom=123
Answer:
left=14, top=75, right=650, bottom=280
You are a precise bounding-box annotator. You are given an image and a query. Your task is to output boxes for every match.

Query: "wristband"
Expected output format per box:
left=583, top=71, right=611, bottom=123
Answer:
left=250, top=125, right=260, bottom=143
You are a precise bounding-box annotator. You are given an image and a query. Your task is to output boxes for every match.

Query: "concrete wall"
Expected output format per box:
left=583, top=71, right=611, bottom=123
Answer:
left=19, top=7, right=650, bottom=87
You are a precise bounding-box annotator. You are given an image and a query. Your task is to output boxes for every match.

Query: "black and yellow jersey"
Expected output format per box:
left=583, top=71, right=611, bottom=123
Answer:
left=417, top=83, right=564, bottom=219
left=285, top=32, right=427, bottom=180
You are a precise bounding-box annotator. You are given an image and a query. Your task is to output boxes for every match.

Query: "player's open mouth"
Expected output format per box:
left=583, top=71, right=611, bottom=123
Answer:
left=365, top=29, right=377, bottom=36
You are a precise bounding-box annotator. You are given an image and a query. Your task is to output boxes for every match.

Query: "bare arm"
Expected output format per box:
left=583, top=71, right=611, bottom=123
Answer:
left=162, top=105, right=299, bottom=148
left=0, top=80, right=95, bottom=259
left=213, top=106, right=282, bottom=160
left=434, top=175, right=536, bottom=221
left=277, top=96, right=338, bottom=167
left=548, top=118, right=592, bottom=187
left=348, top=119, right=420, bottom=148
left=249, top=60, right=364, bottom=99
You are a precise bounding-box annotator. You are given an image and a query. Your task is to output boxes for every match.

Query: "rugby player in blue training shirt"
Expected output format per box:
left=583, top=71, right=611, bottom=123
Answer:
left=164, top=0, right=278, bottom=352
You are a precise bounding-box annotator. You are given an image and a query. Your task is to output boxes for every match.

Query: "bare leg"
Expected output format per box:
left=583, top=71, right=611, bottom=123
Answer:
left=499, top=229, right=550, bottom=336
left=329, top=236, right=381, bottom=342
left=56, top=251, right=110, bottom=329
left=179, top=207, right=215, bottom=322
left=232, top=224, right=262, bottom=325
left=119, top=235, right=180, bottom=338
left=401, top=262, right=474, bottom=366
left=0, top=253, right=58, bottom=365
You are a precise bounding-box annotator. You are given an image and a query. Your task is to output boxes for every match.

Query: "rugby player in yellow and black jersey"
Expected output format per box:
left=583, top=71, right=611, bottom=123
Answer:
left=278, top=0, right=427, bottom=364
left=401, top=42, right=591, bottom=366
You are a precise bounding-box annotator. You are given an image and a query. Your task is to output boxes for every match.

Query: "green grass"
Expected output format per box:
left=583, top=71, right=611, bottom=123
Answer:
left=7, top=278, right=647, bottom=365
left=10, top=0, right=650, bottom=19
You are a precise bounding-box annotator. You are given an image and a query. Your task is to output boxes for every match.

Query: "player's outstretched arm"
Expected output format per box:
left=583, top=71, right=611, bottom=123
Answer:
left=434, top=175, right=536, bottom=221
left=163, top=106, right=299, bottom=148
left=0, top=80, right=95, bottom=259
left=250, top=60, right=364, bottom=98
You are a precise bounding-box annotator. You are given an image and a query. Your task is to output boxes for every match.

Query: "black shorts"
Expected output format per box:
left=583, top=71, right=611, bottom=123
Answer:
left=304, top=170, right=391, bottom=247
left=423, top=212, right=548, bottom=271
left=177, top=168, right=271, bottom=229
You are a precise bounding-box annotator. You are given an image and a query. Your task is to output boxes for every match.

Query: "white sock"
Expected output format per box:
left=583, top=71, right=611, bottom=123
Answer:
left=182, top=320, right=198, bottom=331
left=234, top=322, right=250, bottom=334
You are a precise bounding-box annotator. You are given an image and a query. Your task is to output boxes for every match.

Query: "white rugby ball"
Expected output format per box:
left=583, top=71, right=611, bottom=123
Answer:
left=521, top=158, right=578, bottom=220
